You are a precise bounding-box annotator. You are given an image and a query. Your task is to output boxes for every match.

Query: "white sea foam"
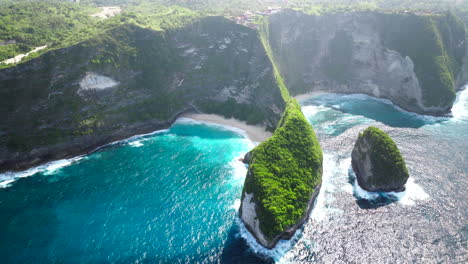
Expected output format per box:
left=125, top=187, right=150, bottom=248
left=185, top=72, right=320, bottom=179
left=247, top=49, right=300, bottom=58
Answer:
left=0, top=179, right=15, bottom=188
left=0, top=128, right=170, bottom=188
left=120, top=129, right=168, bottom=147
left=229, top=159, right=249, bottom=181
left=237, top=217, right=301, bottom=262
left=310, top=154, right=334, bottom=222
left=0, top=156, right=83, bottom=188
left=387, top=178, right=430, bottom=206
left=305, top=93, right=448, bottom=123
left=231, top=199, right=241, bottom=210
left=311, top=154, right=347, bottom=222
left=129, top=140, right=144, bottom=147
left=349, top=167, right=429, bottom=206
left=42, top=158, right=77, bottom=175
left=452, top=87, right=468, bottom=121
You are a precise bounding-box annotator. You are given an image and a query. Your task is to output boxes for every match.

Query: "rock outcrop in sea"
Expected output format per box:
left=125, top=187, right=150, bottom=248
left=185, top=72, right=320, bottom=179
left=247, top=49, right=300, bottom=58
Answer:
left=240, top=99, right=323, bottom=249
left=351, top=126, right=409, bottom=192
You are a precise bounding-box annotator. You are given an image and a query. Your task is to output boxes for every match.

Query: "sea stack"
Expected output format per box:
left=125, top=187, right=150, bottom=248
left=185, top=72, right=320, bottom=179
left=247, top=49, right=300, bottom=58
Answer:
left=351, top=126, right=409, bottom=192
left=240, top=99, right=323, bottom=249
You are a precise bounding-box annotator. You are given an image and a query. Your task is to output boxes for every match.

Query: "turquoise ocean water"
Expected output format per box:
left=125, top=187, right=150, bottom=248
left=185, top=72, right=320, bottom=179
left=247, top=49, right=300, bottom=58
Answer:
left=1, top=88, right=467, bottom=263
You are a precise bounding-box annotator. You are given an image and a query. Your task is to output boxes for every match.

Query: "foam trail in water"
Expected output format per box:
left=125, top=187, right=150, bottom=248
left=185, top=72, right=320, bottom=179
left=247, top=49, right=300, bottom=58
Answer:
left=227, top=155, right=250, bottom=186
left=452, top=87, right=468, bottom=121
left=0, top=156, right=83, bottom=188
left=0, top=128, right=172, bottom=188
left=122, top=129, right=169, bottom=148
left=301, top=105, right=327, bottom=117
left=349, top=166, right=429, bottom=205
left=311, top=154, right=336, bottom=221
left=304, top=93, right=448, bottom=123
left=129, top=140, right=144, bottom=147
left=387, top=178, right=430, bottom=206
left=238, top=217, right=302, bottom=262
left=231, top=199, right=241, bottom=210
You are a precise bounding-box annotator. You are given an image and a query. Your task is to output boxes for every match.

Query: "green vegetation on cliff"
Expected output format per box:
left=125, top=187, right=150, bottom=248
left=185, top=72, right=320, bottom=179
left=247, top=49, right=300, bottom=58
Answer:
left=358, top=126, right=409, bottom=187
left=0, top=1, right=201, bottom=65
left=380, top=12, right=465, bottom=107
left=0, top=1, right=99, bottom=61
left=1, top=14, right=285, bottom=157
left=243, top=99, right=322, bottom=241
left=258, top=18, right=290, bottom=102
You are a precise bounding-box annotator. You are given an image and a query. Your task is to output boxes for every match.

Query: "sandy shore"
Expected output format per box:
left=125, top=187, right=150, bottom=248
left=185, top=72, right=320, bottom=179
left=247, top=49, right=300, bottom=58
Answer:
left=294, top=91, right=326, bottom=102
left=180, top=113, right=272, bottom=143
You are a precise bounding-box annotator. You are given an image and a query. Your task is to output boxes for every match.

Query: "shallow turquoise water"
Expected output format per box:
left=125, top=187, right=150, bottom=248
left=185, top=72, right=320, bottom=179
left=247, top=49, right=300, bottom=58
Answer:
left=0, top=120, right=260, bottom=263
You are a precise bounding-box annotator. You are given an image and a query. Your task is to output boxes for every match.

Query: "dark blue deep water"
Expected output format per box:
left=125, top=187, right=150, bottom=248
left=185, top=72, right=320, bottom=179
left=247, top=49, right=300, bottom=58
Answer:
left=1, top=90, right=467, bottom=263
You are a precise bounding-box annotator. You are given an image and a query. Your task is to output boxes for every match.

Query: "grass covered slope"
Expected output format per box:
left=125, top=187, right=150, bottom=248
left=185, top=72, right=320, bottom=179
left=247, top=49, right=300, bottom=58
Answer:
left=0, top=1, right=100, bottom=62
left=0, top=12, right=286, bottom=172
left=242, top=99, right=323, bottom=246
left=380, top=12, right=466, bottom=108
left=352, top=126, right=409, bottom=192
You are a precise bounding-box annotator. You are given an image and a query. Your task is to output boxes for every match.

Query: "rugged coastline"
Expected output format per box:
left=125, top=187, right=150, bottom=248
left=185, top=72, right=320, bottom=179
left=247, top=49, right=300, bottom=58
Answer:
left=0, top=107, right=194, bottom=173
left=0, top=109, right=277, bottom=174
left=240, top=183, right=322, bottom=249
left=263, top=10, right=467, bottom=116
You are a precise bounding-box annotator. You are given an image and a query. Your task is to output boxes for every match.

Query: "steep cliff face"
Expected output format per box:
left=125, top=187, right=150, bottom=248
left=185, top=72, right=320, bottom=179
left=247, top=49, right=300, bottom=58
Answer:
left=263, top=10, right=466, bottom=116
left=351, top=126, right=409, bottom=192
left=0, top=18, right=285, bottom=172
left=240, top=99, right=323, bottom=249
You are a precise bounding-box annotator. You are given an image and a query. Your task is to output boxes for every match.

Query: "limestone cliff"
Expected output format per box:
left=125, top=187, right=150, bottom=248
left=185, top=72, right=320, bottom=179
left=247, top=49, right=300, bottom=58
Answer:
left=263, top=10, right=466, bottom=116
left=0, top=18, right=285, bottom=172
left=1, top=9, right=466, bottom=174
left=240, top=99, right=323, bottom=249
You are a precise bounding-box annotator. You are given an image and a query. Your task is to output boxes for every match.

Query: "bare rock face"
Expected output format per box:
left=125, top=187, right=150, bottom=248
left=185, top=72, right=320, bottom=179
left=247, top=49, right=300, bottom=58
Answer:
left=351, top=127, right=409, bottom=192
left=78, top=72, right=119, bottom=96
left=265, top=10, right=466, bottom=116
left=0, top=18, right=285, bottom=173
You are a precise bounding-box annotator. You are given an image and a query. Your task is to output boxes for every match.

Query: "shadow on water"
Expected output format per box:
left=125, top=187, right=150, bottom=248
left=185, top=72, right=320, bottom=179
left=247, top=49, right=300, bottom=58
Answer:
left=303, top=93, right=446, bottom=129
left=355, top=196, right=398, bottom=209
left=220, top=223, right=274, bottom=264
left=347, top=166, right=398, bottom=209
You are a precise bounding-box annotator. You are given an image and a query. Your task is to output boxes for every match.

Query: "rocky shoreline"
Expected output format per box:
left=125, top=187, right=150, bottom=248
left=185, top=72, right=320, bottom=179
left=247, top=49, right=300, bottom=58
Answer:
left=0, top=107, right=195, bottom=173
left=0, top=109, right=276, bottom=174
left=241, top=183, right=322, bottom=249
left=295, top=89, right=455, bottom=117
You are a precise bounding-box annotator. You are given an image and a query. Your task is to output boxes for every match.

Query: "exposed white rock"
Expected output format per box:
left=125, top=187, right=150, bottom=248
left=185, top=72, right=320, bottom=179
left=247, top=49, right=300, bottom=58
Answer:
left=78, top=72, right=119, bottom=95
left=91, top=6, right=121, bottom=19
left=241, top=193, right=269, bottom=246
left=270, top=10, right=444, bottom=114
left=183, top=47, right=197, bottom=56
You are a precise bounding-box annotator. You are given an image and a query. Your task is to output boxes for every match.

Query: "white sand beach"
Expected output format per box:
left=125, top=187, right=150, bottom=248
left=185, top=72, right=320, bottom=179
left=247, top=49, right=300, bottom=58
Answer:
left=180, top=113, right=272, bottom=143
